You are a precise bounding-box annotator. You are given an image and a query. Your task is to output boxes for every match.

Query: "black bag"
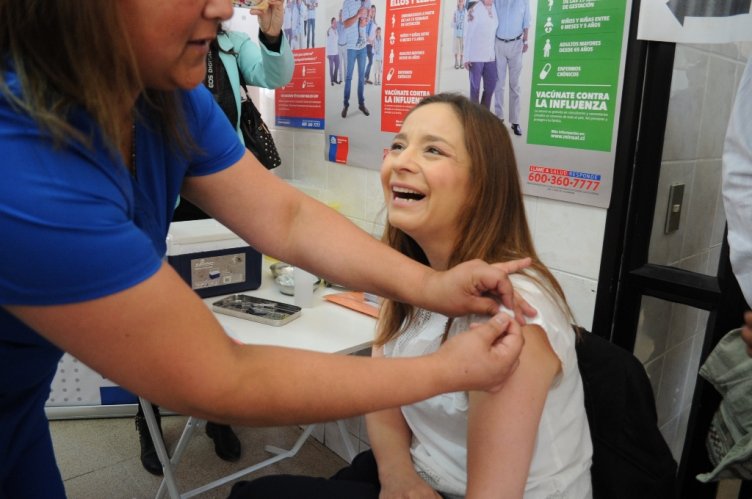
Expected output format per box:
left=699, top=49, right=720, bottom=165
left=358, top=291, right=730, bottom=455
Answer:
left=204, top=42, right=281, bottom=170
left=237, top=71, right=281, bottom=170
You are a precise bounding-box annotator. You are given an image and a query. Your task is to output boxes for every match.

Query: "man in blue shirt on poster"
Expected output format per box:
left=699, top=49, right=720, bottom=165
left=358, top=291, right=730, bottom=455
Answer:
left=340, top=0, right=371, bottom=118
left=493, top=0, right=530, bottom=136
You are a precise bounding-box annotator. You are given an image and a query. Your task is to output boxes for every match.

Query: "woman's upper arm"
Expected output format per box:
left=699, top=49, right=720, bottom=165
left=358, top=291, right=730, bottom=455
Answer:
left=465, top=324, right=561, bottom=499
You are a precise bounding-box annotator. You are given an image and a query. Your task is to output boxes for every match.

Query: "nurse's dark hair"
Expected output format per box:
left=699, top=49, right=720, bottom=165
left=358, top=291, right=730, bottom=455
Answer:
left=0, top=0, right=190, bottom=154
left=376, top=92, right=573, bottom=346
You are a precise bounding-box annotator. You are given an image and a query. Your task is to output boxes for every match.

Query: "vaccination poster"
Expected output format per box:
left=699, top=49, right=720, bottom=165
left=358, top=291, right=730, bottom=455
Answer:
left=526, top=0, right=626, bottom=152
left=434, top=0, right=631, bottom=207
left=380, top=0, right=441, bottom=133
left=323, top=0, right=442, bottom=169
left=275, top=48, right=327, bottom=129
left=298, top=0, right=633, bottom=207
left=273, top=0, right=327, bottom=129
left=323, top=0, right=397, bottom=169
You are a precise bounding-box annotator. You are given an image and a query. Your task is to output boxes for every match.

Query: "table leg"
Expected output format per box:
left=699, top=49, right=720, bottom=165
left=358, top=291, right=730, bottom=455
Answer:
left=155, top=417, right=204, bottom=499
left=335, top=420, right=357, bottom=462
left=267, top=421, right=357, bottom=461
left=263, top=424, right=316, bottom=456
left=139, top=397, right=181, bottom=499
left=149, top=418, right=358, bottom=498
left=180, top=425, right=317, bottom=498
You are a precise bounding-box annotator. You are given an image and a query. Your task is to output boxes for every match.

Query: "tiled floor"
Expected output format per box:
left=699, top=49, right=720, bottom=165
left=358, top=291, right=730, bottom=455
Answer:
left=50, top=416, right=347, bottom=499
left=50, top=415, right=745, bottom=499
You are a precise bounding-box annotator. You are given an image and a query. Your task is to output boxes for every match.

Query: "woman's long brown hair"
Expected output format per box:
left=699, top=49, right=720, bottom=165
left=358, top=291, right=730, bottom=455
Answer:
left=376, top=93, right=573, bottom=346
left=0, top=0, right=190, bottom=155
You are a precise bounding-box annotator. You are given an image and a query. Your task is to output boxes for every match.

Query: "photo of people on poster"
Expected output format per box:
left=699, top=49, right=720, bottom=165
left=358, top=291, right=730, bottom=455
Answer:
left=438, top=0, right=629, bottom=208
left=324, top=0, right=392, bottom=168
left=441, top=0, right=530, bottom=138
left=320, top=0, right=632, bottom=208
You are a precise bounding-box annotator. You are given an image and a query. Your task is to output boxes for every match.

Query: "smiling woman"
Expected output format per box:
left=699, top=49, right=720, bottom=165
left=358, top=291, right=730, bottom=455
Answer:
left=0, top=3, right=531, bottom=497
left=228, top=94, right=591, bottom=499
left=381, top=103, right=473, bottom=270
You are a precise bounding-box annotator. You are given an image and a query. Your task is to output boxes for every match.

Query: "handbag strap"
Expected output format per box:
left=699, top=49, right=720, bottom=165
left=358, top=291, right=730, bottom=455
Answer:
left=205, top=42, right=239, bottom=127
left=236, top=64, right=259, bottom=114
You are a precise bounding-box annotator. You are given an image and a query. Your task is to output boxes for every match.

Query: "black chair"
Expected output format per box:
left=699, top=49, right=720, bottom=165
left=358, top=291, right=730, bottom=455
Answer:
left=575, top=328, right=678, bottom=499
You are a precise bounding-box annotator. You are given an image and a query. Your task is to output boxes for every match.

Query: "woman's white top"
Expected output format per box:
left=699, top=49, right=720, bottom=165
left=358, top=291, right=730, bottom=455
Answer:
left=462, top=3, right=498, bottom=63
left=384, top=273, right=593, bottom=499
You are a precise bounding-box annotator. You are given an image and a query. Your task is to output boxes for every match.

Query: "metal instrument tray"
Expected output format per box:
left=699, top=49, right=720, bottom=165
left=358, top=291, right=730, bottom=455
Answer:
left=212, top=294, right=301, bottom=326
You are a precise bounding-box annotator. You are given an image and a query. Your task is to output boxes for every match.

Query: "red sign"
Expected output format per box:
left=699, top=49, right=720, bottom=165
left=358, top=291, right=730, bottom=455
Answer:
left=275, top=48, right=326, bottom=128
left=328, top=135, right=350, bottom=164
left=381, top=0, right=441, bottom=133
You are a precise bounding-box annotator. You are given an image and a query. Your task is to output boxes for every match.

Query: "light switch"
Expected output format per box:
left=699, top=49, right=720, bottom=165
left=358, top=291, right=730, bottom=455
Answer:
left=664, top=183, right=684, bottom=234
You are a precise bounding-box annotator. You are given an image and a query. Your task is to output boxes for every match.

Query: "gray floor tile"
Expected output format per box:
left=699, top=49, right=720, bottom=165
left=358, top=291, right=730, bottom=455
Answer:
left=50, top=416, right=347, bottom=498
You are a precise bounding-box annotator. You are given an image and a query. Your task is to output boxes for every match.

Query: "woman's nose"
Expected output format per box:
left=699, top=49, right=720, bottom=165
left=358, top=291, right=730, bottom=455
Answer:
left=389, top=148, right=419, bottom=173
left=205, top=0, right=234, bottom=23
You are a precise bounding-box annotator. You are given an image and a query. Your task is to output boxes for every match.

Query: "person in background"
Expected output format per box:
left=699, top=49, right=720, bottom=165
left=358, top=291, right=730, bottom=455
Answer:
left=292, top=0, right=305, bottom=49
left=326, top=17, right=341, bottom=85
left=364, top=5, right=378, bottom=85
left=225, top=93, right=592, bottom=499
left=340, top=0, right=370, bottom=118
left=283, top=0, right=294, bottom=44
left=305, top=0, right=318, bottom=48
left=372, top=27, right=383, bottom=86
left=139, top=3, right=295, bottom=473
left=336, top=9, right=348, bottom=84
left=0, top=2, right=534, bottom=497
left=463, top=0, right=498, bottom=109
left=452, top=0, right=467, bottom=69
left=722, top=56, right=752, bottom=356
left=493, top=0, right=530, bottom=136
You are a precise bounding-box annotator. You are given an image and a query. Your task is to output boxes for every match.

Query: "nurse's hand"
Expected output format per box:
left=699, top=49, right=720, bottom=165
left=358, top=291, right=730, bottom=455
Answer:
left=438, top=313, right=523, bottom=394
left=419, top=258, right=536, bottom=324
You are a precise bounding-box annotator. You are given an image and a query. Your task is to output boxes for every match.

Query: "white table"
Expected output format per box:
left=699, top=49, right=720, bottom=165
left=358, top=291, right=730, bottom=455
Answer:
left=142, top=270, right=376, bottom=499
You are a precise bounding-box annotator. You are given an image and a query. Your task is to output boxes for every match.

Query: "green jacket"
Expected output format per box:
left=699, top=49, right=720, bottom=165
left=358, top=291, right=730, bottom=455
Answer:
left=217, top=30, right=294, bottom=142
left=697, top=328, right=752, bottom=482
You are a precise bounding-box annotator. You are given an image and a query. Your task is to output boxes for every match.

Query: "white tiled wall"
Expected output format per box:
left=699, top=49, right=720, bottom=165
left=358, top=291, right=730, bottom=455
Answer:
left=639, top=41, right=752, bottom=463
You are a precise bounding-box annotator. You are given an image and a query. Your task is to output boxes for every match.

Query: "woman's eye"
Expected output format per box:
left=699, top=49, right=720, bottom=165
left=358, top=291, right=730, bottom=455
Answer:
left=390, top=142, right=404, bottom=151
left=426, top=146, right=443, bottom=155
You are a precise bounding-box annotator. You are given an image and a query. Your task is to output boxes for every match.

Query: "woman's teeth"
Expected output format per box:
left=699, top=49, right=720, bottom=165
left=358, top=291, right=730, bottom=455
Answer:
left=393, top=187, right=425, bottom=201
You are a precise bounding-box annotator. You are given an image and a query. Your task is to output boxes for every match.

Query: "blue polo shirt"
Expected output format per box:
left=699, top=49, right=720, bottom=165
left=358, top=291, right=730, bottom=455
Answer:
left=0, top=67, right=245, bottom=495
left=494, top=0, right=530, bottom=40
